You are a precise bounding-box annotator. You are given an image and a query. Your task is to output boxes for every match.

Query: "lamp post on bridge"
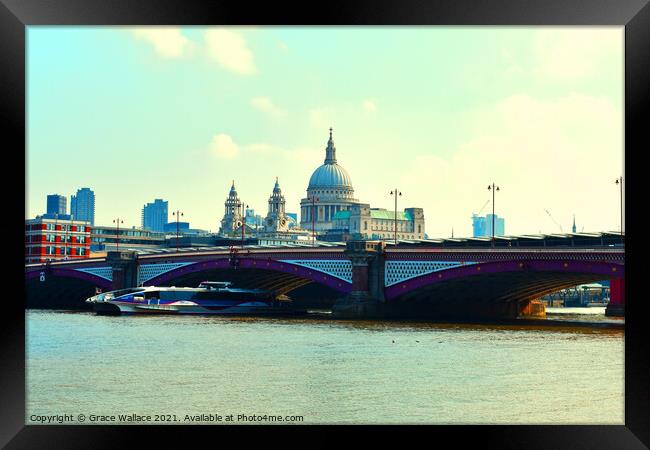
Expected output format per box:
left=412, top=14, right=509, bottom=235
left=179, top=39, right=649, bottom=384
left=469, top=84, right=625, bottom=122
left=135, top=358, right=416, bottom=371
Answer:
left=237, top=201, right=248, bottom=248
left=309, top=195, right=319, bottom=247
left=173, top=210, right=184, bottom=251
left=113, top=218, right=123, bottom=251
left=63, top=214, right=73, bottom=260
left=615, top=176, right=623, bottom=241
left=53, top=213, right=59, bottom=260
left=487, top=183, right=500, bottom=247
left=389, top=189, right=402, bottom=246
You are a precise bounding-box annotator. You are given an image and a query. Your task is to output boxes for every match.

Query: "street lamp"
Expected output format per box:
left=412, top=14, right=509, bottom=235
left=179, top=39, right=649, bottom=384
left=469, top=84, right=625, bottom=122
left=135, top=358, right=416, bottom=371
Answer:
left=64, top=214, right=73, bottom=260
left=237, top=201, right=248, bottom=248
left=113, top=218, right=123, bottom=251
left=487, top=183, right=500, bottom=247
left=309, top=195, right=319, bottom=247
left=390, top=189, right=402, bottom=245
left=53, top=213, right=59, bottom=260
left=615, top=176, right=623, bottom=239
left=173, top=210, right=184, bottom=251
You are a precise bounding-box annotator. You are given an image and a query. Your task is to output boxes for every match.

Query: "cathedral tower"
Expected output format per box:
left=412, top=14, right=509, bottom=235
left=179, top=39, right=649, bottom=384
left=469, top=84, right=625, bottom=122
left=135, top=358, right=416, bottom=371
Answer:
left=218, top=181, right=243, bottom=235
left=264, top=177, right=288, bottom=232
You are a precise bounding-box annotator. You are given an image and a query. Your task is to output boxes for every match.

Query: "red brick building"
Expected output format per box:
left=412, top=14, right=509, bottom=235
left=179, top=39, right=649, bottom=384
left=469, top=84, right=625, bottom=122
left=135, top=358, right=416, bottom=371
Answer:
left=25, top=217, right=92, bottom=264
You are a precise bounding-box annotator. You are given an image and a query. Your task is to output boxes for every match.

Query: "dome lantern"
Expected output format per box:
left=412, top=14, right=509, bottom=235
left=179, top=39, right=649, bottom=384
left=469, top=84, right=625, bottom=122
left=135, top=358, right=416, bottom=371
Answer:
left=325, top=127, right=337, bottom=164
left=307, top=128, right=354, bottom=193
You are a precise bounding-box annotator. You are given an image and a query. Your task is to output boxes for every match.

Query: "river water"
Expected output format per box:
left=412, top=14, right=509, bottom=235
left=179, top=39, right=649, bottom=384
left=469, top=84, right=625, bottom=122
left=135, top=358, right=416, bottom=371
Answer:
left=26, top=309, right=624, bottom=425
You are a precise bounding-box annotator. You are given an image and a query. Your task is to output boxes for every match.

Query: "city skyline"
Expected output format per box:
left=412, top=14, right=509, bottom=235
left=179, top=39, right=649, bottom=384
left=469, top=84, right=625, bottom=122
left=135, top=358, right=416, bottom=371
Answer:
left=27, top=26, right=623, bottom=237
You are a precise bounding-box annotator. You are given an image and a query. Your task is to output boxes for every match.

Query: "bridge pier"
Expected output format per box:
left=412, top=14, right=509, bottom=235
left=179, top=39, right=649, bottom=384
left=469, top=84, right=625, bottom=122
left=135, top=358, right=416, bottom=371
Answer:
left=107, top=251, right=139, bottom=290
left=605, top=277, right=625, bottom=317
left=332, top=241, right=386, bottom=319
left=518, top=299, right=546, bottom=319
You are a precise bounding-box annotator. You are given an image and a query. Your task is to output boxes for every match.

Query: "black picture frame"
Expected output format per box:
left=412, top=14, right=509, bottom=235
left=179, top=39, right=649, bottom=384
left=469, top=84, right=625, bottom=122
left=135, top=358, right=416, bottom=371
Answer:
left=4, top=0, right=648, bottom=447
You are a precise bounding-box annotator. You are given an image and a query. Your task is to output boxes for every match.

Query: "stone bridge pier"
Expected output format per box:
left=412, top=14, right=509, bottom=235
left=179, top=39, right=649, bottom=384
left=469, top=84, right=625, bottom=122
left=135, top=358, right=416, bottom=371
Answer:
left=107, top=251, right=139, bottom=291
left=606, top=277, right=625, bottom=317
left=332, top=241, right=387, bottom=319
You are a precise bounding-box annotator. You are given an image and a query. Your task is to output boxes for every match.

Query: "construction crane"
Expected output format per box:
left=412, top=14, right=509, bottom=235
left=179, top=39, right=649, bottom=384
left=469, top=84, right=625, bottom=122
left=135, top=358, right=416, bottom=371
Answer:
left=475, top=199, right=490, bottom=216
left=544, top=209, right=563, bottom=233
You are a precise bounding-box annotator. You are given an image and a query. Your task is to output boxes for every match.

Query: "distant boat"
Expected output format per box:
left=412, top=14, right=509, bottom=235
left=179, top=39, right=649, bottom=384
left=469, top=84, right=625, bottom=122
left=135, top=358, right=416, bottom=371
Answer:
left=85, top=281, right=305, bottom=316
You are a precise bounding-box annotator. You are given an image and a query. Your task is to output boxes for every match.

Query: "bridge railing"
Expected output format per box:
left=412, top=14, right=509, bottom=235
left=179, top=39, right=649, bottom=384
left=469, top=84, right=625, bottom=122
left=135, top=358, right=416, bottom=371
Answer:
left=25, top=256, right=108, bottom=269
left=26, top=245, right=624, bottom=269
left=137, top=246, right=350, bottom=260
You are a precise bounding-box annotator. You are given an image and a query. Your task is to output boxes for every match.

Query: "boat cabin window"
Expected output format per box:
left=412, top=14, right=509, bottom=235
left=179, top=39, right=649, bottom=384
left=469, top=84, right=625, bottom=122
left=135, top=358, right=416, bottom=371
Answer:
left=199, top=282, right=232, bottom=289
left=111, top=288, right=146, bottom=298
left=159, top=291, right=194, bottom=301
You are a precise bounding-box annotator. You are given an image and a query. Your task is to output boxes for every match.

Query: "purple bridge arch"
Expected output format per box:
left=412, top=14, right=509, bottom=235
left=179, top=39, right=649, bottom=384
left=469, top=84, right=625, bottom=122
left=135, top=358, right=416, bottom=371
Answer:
left=143, top=256, right=353, bottom=294
left=385, top=254, right=624, bottom=300
left=25, top=263, right=112, bottom=290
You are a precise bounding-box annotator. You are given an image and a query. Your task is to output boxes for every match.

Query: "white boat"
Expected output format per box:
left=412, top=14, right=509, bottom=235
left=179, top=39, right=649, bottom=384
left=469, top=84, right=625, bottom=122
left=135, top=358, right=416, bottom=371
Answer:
left=85, top=281, right=304, bottom=316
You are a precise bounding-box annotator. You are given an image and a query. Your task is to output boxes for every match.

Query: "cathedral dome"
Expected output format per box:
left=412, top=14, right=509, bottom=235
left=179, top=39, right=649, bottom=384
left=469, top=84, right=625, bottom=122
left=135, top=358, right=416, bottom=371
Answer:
left=308, top=163, right=353, bottom=189
left=307, top=129, right=354, bottom=191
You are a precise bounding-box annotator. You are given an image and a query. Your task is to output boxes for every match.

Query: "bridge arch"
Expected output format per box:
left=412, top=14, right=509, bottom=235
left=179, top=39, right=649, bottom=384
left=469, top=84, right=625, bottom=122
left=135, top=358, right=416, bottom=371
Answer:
left=25, top=267, right=112, bottom=290
left=385, top=259, right=624, bottom=303
left=143, top=257, right=352, bottom=295
left=25, top=267, right=112, bottom=309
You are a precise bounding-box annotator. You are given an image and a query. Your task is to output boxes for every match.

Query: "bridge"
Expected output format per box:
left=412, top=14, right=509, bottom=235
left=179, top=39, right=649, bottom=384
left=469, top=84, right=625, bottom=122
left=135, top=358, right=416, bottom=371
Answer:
left=25, top=232, right=625, bottom=319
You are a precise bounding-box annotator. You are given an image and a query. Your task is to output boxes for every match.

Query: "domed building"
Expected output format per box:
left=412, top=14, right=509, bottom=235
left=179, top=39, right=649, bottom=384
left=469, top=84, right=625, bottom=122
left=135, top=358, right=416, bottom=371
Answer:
left=300, top=128, right=426, bottom=242
left=300, top=129, right=360, bottom=232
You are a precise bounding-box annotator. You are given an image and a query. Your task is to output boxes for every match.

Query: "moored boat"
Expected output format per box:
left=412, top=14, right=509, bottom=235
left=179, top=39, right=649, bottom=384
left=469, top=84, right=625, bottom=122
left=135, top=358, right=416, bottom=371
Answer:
left=85, top=281, right=305, bottom=316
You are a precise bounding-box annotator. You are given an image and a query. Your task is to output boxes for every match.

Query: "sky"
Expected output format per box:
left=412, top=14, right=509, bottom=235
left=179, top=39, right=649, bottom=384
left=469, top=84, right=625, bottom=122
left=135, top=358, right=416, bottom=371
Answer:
left=26, top=26, right=624, bottom=237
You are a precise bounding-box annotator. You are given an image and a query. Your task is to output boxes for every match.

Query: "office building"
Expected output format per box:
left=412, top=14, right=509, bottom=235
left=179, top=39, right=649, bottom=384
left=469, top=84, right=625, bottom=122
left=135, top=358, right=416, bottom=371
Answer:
left=472, top=213, right=505, bottom=237
left=90, top=225, right=167, bottom=254
left=163, top=221, right=190, bottom=234
left=25, top=217, right=91, bottom=264
left=70, top=187, right=95, bottom=225
left=46, top=194, right=67, bottom=216
left=141, top=199, right=168, bottom=232
left=327, top=205, right=425, bottom=241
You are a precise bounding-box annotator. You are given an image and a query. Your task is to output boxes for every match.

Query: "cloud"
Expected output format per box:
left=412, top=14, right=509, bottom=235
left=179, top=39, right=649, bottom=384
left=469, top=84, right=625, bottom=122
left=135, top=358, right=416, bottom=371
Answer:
left=210, top=137, right=320, bottom=165
left=362, top=100, right=377, bottom=113
left=532, top=28, right=621, bottom=81
left=131, top=27, right=190, bottom=58
left=250, top=96, right=285, bottom=117
left=209, top=134, right=240, bottom=159
left=247, top=143, right=275, bottom=153
left=204, top=29, right=256, bottom=75
left=397, top=93, right=622, bottom=237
